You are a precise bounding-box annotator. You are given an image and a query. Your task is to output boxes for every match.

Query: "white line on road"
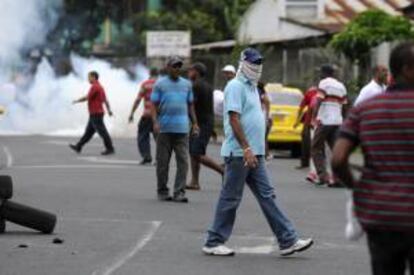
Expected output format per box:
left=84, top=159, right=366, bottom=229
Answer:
left=44, top=140, right=101, bottom=147
left=78, top=156, right=140, bottom=165
left=12, top=164, right=133, bottom=169
left=92, top=221, right=162, bottom=275
left=3, top=146, right=13, bottom=168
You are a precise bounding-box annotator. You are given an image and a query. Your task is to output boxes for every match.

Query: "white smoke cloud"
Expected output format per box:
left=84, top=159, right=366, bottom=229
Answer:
left=0, top=0, right=61, bottom=68
left=0, top=55, right=148, bottom=136
left=0, top=0, right=149, bottom=137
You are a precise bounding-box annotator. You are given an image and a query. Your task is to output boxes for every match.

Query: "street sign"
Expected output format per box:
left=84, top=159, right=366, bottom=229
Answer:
left=146, top=31, right=191, bottom=58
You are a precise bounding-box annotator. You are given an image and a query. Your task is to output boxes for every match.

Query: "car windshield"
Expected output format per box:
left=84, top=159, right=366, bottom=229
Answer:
left=268, top=92, right=302, bottom=106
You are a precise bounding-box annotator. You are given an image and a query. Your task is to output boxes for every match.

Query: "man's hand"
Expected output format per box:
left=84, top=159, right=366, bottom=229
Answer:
left=293, top=121, right=300, bottom=129
left=243, top=148, right=258, bottom=169
left=191, top=124, right=200, bottom=137
left=108, top=110, right=113, bottom=117
left=128, top=115, right=134, bottom=123
left=72, top=100, right=78, bottom=105
left=153, top=122, right=160, bottom=135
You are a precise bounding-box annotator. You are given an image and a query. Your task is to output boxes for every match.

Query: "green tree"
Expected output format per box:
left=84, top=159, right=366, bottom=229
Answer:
left=330, top=9, right=414, bottom=83
left=48, top=0, right=126, bottom=55
left=133, top=0, right=254, bottom=47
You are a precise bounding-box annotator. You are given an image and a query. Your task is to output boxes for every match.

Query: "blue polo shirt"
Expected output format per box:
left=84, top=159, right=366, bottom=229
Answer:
left=151, top=76, right=194, bottom=134
left=221, top=75, right=266, bottom=157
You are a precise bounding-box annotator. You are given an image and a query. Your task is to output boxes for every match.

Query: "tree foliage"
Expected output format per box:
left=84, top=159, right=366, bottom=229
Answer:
left=330, top=10, right=414, bottom=62
left=48, top=0, right=125, bottom=55
left=134, top=0, right=254, bottom=45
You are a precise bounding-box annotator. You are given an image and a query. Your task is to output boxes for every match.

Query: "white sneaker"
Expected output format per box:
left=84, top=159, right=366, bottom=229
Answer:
left=280, top=238, right=313, bottom=256
left=202, top=245, right=235, bottom=256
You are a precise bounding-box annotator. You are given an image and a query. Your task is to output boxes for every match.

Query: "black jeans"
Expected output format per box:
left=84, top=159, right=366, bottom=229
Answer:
left=77, top=114, right=114, bottom=151
left=156, top=133, right=188, bottom=197
left=137, top=117, right=156, bottom=161
left=367, top=230, right=414, bottom=275
left=311, top=125, right=338, bottom=180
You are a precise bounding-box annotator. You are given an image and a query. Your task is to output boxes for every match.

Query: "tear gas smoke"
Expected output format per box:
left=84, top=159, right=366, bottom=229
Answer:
left=0, top=0, right=148, bottom=137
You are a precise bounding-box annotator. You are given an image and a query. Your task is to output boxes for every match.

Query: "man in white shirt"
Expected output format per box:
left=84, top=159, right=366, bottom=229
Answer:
left=311, top=65, right=347, bottom=186
left=354, top=65, right=388, bottom=106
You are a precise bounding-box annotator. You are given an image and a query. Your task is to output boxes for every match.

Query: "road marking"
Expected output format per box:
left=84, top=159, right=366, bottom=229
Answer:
left=232, top=235, right=276, bottom=255
left=44, top=140, right=101, bottom=147
left=79, top=156, right=140, bottom=165
left=236, top=245, right=275, bottom=254
left=12, top=165, right=133, bottom=169
left=3, top=146, right=13, bottom=168
left=91, top=221, right=162, bottom=275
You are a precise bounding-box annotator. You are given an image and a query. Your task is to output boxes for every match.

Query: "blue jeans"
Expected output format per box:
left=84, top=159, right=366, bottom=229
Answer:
left=205, top=156, right=298, bottom=249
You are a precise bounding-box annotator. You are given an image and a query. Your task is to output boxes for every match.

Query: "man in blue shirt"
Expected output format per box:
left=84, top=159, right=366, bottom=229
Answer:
left=203, top=48, right=313, bottom=256
left=151, top=56, right=199, bottom=203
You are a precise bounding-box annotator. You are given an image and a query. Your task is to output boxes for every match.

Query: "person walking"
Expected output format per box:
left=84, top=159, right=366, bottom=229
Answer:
left=294, top=86, right=318, bottom=169
left=257, top=81, right=273, bottom=160
left=70, top=71, right=115, bottom=155
left=221, top=65, right=236, bottom=82
left=151, top=57, right=199, bottom=203
left=128, top=68, right=158, bottom=165
left=354, top=65, right=388, bottom=106
left=186, top=63, right=224, bottom=191
left=332, top=42, right=414, bottom=275
left=311, top=65, right=347, bottom=186
left=202, top=48, right=313, bottom=256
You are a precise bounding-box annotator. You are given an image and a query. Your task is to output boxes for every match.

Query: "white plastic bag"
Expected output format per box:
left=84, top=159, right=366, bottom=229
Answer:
left=345, top=190, right=364, bottom=241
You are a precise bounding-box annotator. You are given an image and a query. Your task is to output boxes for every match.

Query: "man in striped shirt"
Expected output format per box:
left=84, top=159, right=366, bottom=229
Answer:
left=332, top=42, right=414, bottom=275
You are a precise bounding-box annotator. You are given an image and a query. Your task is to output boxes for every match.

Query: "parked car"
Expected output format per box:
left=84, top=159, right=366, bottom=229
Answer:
left=266, top=83, right=304, bottom=158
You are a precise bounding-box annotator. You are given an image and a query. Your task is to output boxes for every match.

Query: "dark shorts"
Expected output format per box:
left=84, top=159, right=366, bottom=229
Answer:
left=190, top=124, right=213, bottom=156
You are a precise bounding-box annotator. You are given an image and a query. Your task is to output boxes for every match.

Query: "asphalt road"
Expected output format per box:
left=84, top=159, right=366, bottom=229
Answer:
left=0, top=136, right=369, bottom=275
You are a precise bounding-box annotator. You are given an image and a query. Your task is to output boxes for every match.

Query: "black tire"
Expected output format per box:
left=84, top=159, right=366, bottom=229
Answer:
left=0, top=200, right=56, bottom=234
left=290, top=144, right=302, bottom=158
left=0, top=175, right=13, bottom=199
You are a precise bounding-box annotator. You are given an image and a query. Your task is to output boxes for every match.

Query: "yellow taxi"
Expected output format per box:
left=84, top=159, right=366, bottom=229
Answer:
left=266, top=83, right=303, bottom=157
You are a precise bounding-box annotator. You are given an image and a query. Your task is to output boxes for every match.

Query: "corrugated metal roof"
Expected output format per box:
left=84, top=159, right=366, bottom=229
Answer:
left=314, top=0, right=413, bottom=32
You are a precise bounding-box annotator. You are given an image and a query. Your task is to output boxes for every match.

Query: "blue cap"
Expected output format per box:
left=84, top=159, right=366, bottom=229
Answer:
left=241, top=48, right=263, bottom=65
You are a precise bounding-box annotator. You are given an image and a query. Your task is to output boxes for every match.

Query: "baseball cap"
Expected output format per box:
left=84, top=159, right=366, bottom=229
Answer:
left=241, top=48, right=263, bottom=65
left=222, top=65, right=236, bottom=74
left=167, top=56, right=184, bottom=67
left=190, top=62, right=207, bottom=77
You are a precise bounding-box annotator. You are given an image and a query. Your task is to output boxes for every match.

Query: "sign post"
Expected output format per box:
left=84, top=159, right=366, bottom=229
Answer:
left=146, top=31, right=191, bottom=68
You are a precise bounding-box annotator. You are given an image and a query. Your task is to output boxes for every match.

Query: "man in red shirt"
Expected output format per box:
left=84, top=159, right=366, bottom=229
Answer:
left=128, top=68, right=158, bottom=165
left=294, top=86, right=318, bottom=169
left=70, top=71, right=115, bottom=155
left=332, top=42, right=414, bottom=275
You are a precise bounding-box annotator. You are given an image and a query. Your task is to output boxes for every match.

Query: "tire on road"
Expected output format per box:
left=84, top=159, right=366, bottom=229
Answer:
left=1, top=200, right=56, bottom=234
left=0, top=175, right=13, bottom=199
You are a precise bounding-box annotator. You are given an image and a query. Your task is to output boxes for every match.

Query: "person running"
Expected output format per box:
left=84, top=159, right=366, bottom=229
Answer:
left=332, top=42, right=414, bottom=275
left=354, top=65, right=388, bottom=106
left=294, top=85, right=318, bottom=169
left=202, top=48, right=313, bottom=256
left=186, top=63, right=224, bottom=191
left=70, top=71, right=115, bottom=155
left=128, top=68, right=158, bottom=165
left=311, top=65, right=347, bottom=186
left=151, top=57, right=199, bottom=203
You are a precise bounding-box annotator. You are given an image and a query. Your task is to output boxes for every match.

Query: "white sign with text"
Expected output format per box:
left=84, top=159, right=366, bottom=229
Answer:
left=146, top=31, right=191, bottom=58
